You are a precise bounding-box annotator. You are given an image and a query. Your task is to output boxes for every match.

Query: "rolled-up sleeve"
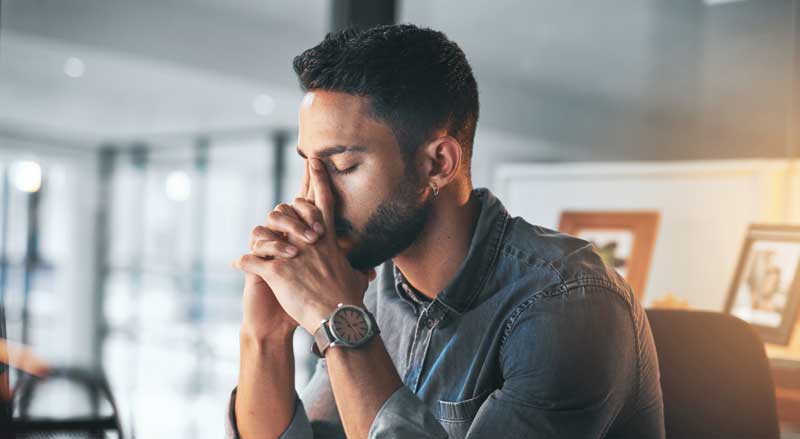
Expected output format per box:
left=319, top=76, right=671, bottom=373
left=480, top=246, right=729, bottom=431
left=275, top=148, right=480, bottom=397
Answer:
left=225, top=386, right=313, bottom=439
left=224, top=356, right=346, bottom=439
left=368, top=385, right=448, bottom=439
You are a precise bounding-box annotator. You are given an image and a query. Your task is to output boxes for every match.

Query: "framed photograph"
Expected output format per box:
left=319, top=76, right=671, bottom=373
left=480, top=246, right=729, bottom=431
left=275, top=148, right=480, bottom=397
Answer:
left=724, top=224, right=800, bottom=345
left=558, top=211, right=660, bottom=299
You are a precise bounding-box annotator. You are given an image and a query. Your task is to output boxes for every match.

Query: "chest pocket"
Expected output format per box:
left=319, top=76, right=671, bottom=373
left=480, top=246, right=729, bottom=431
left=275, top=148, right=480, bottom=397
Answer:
left=434, top=388, right=493, bottom=438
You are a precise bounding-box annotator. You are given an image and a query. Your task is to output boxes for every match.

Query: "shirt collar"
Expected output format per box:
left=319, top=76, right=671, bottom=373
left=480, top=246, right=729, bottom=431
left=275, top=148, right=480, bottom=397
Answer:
left=388, top=187, right=510, bottom=315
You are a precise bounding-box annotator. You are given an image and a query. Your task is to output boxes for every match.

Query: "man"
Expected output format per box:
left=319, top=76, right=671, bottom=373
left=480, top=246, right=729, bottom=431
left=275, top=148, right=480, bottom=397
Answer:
left=226, top=24, right=664, bottom=439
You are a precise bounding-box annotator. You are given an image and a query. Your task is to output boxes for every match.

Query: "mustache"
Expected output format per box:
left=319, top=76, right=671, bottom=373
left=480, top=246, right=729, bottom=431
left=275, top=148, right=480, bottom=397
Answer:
left=334, top=216, right=354, bottom=234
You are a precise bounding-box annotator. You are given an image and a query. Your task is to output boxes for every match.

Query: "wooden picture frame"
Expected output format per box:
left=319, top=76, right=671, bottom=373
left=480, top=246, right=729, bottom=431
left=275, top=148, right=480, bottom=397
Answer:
left=724, top=224, right=800, bottom=345
left=558, top=211, right=660, bottom=299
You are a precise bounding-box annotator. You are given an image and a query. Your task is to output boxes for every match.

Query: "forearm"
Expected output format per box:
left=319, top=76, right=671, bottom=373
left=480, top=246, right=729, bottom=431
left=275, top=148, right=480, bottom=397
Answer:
left=325, top=334, right=404, bottom=439
left=235, top=328, right=297, bottom=439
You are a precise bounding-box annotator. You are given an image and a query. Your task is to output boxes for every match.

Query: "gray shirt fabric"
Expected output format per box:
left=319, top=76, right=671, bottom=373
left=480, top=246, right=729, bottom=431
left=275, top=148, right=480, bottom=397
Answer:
left=225, top=187, right=665, bottom=438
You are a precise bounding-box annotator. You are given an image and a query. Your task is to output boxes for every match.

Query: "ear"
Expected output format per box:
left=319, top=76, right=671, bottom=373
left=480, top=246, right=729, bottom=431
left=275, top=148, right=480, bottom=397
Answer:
left=418, top=133, right=463, bottom=193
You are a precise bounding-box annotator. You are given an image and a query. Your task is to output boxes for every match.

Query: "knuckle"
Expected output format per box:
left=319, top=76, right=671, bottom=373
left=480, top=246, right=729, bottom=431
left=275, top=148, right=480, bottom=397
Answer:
left=253, top=243, right=274, bottom=257
left=290, top=203, right=307, bottom=215
left=294, top=199, right=313, bottom=214
left=288, top=221, right=305, bottom=233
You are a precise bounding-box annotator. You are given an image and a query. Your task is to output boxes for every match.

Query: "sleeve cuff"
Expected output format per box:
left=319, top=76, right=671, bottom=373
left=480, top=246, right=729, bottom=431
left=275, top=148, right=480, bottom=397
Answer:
left=368, top=385, right=448, bottom=439
left=226, top=386, right=313, bottom=439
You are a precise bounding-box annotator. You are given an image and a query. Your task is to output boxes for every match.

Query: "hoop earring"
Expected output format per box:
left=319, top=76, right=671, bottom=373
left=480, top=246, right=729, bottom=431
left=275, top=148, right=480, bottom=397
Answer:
left=431, top=183, right=439, bottom=198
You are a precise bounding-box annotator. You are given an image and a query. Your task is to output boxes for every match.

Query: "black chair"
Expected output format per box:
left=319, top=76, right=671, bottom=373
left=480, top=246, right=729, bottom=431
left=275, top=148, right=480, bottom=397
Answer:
left=9, top=367, right=123, bottom=439
left=646, top=309, right=779, bottom=439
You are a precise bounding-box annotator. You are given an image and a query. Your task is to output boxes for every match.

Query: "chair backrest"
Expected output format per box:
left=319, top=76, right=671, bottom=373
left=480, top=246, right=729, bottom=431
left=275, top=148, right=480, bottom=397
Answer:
left=646, top=309, right=779, bottom=439
left=11, top=367, right=123, bottom=438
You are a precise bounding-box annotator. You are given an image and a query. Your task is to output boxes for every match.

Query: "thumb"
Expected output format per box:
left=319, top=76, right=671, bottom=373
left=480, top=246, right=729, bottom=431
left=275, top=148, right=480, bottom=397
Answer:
left=244, top=272, right=265, bottom=288
left=232, top=254, right=269, bottom=279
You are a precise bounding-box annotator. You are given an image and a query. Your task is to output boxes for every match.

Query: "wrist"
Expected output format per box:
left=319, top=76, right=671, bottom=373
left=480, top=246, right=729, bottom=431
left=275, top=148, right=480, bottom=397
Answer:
left=239, top=324, right=295, bottom=348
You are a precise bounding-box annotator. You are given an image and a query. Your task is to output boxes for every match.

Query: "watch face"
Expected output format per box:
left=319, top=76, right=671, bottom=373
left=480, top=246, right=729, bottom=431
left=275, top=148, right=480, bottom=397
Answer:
left=330, top=306, right=371, bottom=346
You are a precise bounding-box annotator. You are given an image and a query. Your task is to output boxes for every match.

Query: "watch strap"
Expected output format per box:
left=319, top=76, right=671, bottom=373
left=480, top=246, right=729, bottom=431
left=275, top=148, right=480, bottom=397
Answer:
left=312, top=320, right=333, bottom=358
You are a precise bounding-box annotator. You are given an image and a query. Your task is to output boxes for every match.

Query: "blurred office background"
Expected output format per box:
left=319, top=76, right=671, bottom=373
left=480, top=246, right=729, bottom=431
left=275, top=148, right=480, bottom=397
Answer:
left=0, top=0, right=799, bottom=438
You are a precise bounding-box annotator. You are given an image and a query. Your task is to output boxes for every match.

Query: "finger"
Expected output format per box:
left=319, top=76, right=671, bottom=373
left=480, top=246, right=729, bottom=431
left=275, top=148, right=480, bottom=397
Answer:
left=304, top=160, right=316, bottom=201
left=275, top=202, right=321, bottom=242
left=268, top=202, right=303, bottom=223
left=292, top=197, right=325, bottom=235
left=231, top=254, right=272, bottom=278
left=297, top=159, right=311, bottom=200
left=252, top=239, right=298, bottom=259
left=305, top=178, right=315, bottom=202
left=243, top=271, right=265, bottom=289
left=309, top=158, right=335, bottom=236
left=266, top=205, right=319, bottom=245
left=248, top=225, right=282, bottom=250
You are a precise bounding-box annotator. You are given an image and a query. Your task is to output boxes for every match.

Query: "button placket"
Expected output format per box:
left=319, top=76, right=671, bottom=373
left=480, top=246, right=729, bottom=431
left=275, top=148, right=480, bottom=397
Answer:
left=425, top=301, right=445, bottom=329
left=403, top=301, right=443, bottom=393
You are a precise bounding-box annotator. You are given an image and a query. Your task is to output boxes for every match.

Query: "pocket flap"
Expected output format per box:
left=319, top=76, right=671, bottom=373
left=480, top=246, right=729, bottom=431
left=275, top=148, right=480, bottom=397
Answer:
left=435, top=388, right=493, bottom=421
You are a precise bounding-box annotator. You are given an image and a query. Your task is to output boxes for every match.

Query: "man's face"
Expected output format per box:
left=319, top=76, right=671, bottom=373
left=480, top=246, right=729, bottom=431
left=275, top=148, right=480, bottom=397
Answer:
left=297, top=91, right=432, bottom=270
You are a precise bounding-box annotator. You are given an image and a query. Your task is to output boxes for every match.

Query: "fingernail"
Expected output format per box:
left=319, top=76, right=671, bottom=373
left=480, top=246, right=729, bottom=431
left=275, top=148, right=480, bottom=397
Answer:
left=304, top=230, right=318, bottom=242
left=313, top=222, right=324, bottom=234
left=311, top=159, right=322, bottom=171
left=285, top=246, right=298, bottom=255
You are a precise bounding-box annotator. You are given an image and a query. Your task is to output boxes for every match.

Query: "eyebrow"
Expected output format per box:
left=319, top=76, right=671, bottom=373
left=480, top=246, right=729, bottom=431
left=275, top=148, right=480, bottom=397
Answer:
left=295, top=145, right=368, bottom=159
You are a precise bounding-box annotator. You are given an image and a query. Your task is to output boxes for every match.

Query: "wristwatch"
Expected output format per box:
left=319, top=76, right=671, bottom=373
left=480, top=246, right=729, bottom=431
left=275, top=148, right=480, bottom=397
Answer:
left=311, top=303, right=380, bottom=358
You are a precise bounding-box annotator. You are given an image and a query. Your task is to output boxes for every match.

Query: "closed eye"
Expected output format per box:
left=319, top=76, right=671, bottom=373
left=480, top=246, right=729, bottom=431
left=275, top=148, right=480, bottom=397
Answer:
left=330, top=164, right=359, bottom=175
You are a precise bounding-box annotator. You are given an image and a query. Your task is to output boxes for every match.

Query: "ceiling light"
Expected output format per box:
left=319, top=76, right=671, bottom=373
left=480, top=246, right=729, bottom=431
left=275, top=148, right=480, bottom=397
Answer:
left=252, top=94, right=275, bottom=116
left=10, top=161, right=42, bottom=193
left=165, top=171, right=191, bottom=201
left=63, top=57, right=85, bottom=78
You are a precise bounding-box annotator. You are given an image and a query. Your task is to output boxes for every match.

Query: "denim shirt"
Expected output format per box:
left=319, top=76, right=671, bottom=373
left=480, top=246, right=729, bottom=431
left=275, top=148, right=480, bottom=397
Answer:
left=225, top=188, right=665, bottom=439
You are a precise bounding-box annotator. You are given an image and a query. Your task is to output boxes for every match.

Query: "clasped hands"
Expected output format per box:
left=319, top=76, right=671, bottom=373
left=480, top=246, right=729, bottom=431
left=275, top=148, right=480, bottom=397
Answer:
left=232, top=158, right=376, bottom=336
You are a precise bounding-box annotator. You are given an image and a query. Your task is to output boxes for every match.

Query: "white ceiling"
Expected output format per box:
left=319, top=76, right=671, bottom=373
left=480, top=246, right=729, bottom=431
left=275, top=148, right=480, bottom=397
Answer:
left=0, top=31, right=302, bottom=141
left=0, top=0, right=796, bottom=160
left=0, top=0, right=328, bottom=144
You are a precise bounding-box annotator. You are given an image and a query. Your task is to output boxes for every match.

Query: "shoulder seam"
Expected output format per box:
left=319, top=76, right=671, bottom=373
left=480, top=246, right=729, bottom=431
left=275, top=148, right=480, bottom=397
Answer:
left=498, top=277, right=638, bottom=379
left=499, top=281, right=568, bottom=359
left=499, top=277, right=642, bottom=422
left=500, top=244, right=566, bottom=286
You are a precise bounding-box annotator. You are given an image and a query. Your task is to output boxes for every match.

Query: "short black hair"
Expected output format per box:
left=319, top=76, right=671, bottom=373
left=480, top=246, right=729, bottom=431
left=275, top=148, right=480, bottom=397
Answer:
left=293, top=24, right=479, bottom=179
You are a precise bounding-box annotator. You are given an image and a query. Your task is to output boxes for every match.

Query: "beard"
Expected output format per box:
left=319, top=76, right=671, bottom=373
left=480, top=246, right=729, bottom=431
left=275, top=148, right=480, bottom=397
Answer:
left=334, top=166, right=432, bottom=271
